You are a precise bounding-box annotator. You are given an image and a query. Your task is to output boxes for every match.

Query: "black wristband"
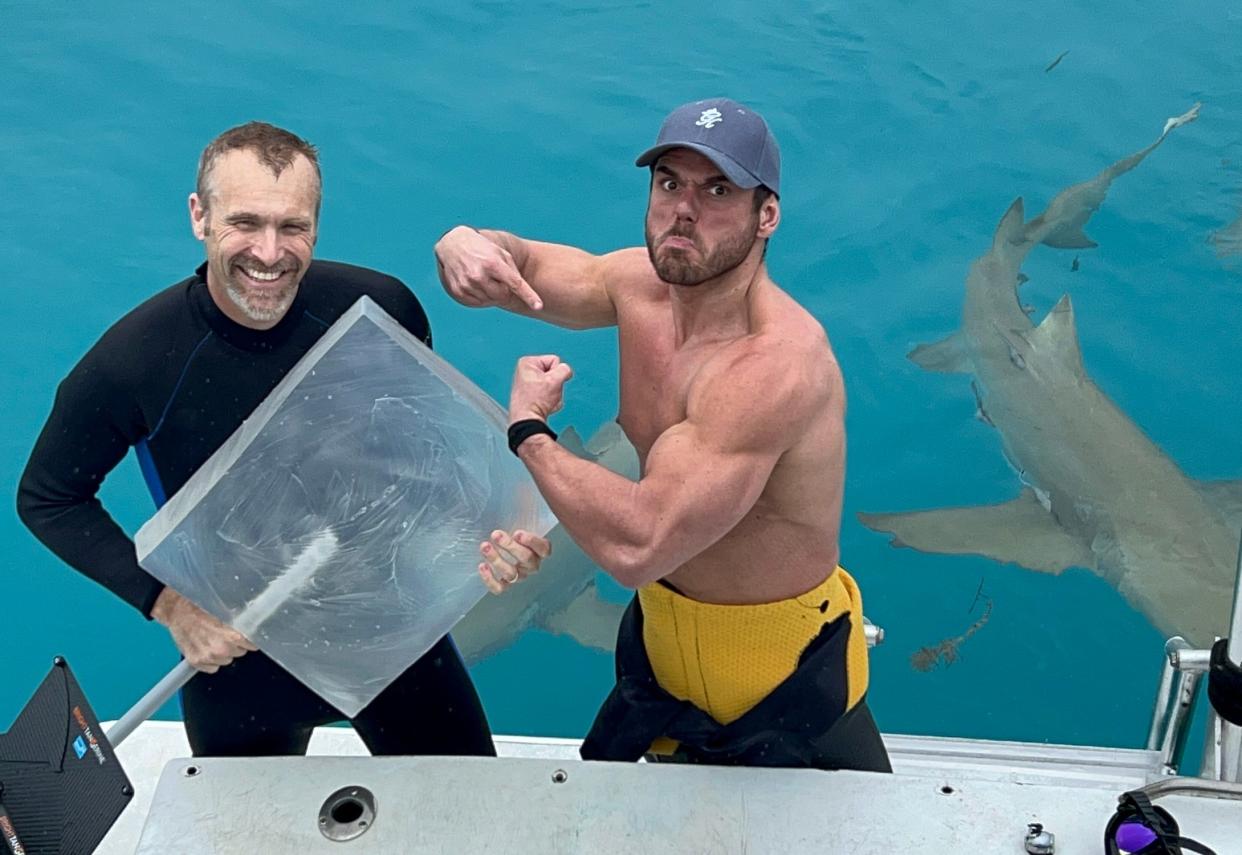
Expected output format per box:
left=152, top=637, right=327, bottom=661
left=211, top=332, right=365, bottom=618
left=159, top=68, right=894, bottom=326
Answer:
left=508, top=419, right=557, bottom=456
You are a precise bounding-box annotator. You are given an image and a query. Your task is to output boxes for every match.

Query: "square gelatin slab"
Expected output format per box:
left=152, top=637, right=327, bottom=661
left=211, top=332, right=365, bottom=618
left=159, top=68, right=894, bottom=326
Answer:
left=135, top=297, right=554, bottom=717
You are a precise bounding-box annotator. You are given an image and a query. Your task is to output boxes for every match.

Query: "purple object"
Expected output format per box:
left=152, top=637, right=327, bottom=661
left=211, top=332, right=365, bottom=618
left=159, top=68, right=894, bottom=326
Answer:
left=1114, top=820, right=1158, bottom=852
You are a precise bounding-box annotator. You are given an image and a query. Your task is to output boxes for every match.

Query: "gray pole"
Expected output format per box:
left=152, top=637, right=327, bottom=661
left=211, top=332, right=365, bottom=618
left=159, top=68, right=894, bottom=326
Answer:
left=106, top=660, right=197, bottom=748
left=1222, top=529, right=1242, bottom=782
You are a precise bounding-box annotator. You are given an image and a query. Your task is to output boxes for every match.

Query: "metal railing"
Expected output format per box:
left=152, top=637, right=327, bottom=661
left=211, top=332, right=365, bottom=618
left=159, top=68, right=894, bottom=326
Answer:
left=1147, top=529, right=1242, bottom=782
left=1223, top=529, right=1242, bottom=782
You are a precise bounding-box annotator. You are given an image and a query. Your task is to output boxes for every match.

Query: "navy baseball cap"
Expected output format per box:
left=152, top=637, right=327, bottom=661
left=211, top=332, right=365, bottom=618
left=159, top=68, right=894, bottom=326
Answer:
left=635, top=98, right=780, bottom=197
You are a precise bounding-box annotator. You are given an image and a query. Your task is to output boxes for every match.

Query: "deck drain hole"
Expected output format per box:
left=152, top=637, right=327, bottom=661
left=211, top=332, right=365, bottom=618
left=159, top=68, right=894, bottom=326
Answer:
left=319, top=786, right=376, bottom=842
left=331, top=799, right=364, bottom=824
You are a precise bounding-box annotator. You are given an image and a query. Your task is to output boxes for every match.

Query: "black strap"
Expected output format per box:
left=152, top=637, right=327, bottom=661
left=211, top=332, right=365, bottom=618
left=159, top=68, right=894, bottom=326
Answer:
left=1208, top=638, right=1242, bottom=727
left=1105, top=790, right=1218, bottom=855
left=507, top=419, right=557, bottom=455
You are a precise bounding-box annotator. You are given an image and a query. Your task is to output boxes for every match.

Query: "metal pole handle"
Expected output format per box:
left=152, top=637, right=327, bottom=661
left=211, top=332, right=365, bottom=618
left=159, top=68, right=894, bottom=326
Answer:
left=105, top=659, right=197, bottom=748
left=1222, top=528, right=1242, bottom=782
left=103, top=532, right=339, bottom=750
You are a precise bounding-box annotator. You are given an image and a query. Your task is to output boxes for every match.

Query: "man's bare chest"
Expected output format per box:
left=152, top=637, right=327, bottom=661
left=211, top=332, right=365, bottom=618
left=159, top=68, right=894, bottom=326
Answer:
left=615, top=321, right=717, bottom=455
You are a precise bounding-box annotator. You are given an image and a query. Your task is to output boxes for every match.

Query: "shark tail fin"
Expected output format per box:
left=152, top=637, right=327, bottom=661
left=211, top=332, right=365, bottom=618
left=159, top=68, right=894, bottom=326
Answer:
left=1160, top=102, right=1202, bottom=140
left=908, top=332, right=969, bottom=373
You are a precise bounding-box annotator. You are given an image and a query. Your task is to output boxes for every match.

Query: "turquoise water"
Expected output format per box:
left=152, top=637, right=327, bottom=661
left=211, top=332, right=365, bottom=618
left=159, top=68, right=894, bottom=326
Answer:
left=2, top=2, right=1239, bottom=750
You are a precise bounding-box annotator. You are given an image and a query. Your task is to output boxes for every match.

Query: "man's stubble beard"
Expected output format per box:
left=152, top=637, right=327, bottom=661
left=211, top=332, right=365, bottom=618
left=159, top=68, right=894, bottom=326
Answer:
left=223, top=274, right=298, bottom=323
left=645, top=214, right=760, bottom=286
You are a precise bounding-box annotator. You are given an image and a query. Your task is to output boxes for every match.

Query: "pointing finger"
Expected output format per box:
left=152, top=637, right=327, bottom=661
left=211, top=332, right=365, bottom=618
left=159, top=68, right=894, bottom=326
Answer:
left=504, top=268, right=544, bottom=311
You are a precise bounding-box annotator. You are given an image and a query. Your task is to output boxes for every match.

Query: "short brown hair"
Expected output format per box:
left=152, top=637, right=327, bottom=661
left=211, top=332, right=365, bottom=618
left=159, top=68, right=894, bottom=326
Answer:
left=196, top=121, right=322, bottom=217
left=752, top=185, right=774, bottom=213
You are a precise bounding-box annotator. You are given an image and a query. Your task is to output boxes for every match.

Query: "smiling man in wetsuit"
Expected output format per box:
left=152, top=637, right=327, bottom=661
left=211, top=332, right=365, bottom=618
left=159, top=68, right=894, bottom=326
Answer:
left=435, top=99, right=891, bottom=771
left=18, top=121, right=549, bottom=757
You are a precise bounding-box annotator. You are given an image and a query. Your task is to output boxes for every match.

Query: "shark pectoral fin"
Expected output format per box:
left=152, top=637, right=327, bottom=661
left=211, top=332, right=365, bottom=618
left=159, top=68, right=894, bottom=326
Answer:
left=541, top=580, right=624, bottom=652
left=1042, top=228, right=1099, bottom=250
left=858, top=488, right=1095, bottom=574
left=1201, top=478, right=1242, bottom=530
left=908, top=333, right=969, bottom=373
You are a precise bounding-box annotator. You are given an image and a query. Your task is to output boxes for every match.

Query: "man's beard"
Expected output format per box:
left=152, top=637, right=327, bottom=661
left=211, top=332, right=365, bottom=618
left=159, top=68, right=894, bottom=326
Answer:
left=223, top=254, right=301, bottom=323
left=645, top=216, right=759, bottom=286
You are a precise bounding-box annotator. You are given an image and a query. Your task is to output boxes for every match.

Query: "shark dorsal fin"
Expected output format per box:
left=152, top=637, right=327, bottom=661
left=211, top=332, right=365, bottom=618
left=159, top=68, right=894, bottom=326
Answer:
left=1030, top=294, right=1083, bottom=371
left=992, top=197, right=1026, bottom=249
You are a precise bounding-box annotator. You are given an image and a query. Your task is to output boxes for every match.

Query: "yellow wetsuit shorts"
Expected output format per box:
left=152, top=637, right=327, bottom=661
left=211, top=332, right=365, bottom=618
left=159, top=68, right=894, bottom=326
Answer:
left=638, top=566, right=870, bottom=754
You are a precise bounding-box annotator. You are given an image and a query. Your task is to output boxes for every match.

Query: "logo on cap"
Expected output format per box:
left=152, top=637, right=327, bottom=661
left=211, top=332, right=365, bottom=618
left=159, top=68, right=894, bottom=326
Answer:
left=695, top=108, right=723, bottom=129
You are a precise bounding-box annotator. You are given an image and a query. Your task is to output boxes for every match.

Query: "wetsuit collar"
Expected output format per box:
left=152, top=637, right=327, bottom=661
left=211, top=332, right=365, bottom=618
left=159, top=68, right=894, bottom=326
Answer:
left=190, top=262, right=310, bottom=352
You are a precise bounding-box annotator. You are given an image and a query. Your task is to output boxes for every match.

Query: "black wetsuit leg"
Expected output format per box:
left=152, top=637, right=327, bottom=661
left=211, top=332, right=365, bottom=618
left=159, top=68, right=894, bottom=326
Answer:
left=807, top=699, right=892, bottom=773
left=181, top=635, right=494, bottom=757
left=350, top=636, right=496, bottom=757
left=181, top=650, right=323, bottom=757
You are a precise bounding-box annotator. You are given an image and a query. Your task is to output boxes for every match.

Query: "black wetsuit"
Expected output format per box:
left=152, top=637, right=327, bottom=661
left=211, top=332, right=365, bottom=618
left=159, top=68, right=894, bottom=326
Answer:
left=17, top=261, right=495, bottom=757
left=581, top=595, right=892, bottom=772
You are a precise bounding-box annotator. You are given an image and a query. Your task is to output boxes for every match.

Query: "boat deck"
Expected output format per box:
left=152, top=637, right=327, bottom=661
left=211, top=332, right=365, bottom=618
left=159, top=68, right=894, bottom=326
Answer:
left=100, top=722, right=1242, bottom=853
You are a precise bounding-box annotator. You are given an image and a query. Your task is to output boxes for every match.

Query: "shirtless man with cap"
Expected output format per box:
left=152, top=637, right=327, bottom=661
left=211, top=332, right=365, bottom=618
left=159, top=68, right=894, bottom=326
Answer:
left=435, top=99, right=890, bottom=771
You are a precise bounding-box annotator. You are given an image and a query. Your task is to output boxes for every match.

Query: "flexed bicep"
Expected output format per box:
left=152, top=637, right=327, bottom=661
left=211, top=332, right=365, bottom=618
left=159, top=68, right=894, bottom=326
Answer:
left=631, top=418, right=784, bottom=577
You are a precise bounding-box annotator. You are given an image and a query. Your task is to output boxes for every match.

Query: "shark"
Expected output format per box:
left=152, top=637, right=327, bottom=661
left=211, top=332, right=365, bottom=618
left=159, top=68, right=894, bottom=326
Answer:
left=1214, top=210, right=1242, bottom=257
left=450, top=419, right=638, bottom=664
left=859, top=103, right=1242, bottom=648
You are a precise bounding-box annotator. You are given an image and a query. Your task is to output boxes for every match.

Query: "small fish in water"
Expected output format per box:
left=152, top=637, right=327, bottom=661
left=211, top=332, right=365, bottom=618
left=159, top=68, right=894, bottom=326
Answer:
left=911, top=597, right=993, bottom=672
left=1070, top=255, right=1079, bottom=272
left=1045, top=50, right=1069, bottom=73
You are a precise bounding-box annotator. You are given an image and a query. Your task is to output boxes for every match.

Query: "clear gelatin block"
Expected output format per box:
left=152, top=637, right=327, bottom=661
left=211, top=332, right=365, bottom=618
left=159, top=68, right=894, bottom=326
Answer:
left=134, top=297, right=554, bottom=716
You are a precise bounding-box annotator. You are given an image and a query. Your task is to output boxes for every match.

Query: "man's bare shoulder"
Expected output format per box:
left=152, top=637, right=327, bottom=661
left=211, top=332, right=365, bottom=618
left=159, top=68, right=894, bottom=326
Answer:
left=743, top=296, right=839, bottom=389
left=688, top=325, right=838, bottom=450
left=725, top=331, right=835, bottom=396
left=598, top=246, right=664, bottom=303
